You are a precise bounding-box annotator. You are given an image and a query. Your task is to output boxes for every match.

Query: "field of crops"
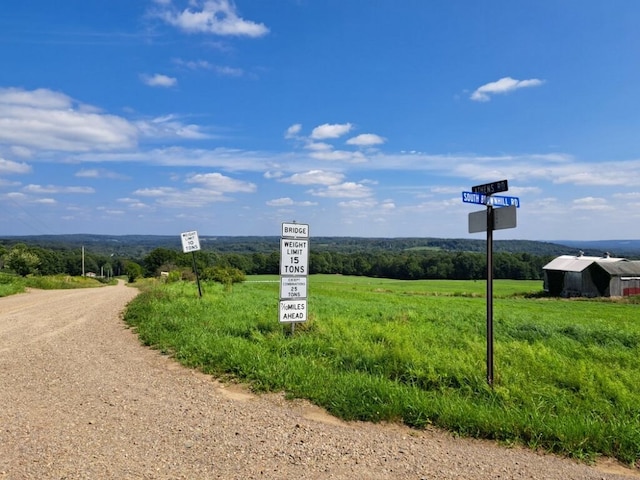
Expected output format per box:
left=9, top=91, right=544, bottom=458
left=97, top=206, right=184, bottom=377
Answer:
left=124, top=275, right=640, bottom=466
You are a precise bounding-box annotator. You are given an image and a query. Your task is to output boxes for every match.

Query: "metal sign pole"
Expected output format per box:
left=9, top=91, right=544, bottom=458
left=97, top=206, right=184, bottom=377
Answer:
left=466, top=181, right=519, bottom=388
left=486, top=205, right=494, bottom=387
left=191, top=251, right=202, bottom=298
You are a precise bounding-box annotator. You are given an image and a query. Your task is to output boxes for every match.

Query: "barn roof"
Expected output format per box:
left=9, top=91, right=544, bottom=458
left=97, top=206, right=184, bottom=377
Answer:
left=543, top=254, right=625, bottom=272
left=594, top=260, right=640, bottom=276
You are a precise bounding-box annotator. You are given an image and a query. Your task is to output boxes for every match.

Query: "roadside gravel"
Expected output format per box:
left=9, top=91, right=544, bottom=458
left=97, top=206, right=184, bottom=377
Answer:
left=1, top=282, right=638, bottom=479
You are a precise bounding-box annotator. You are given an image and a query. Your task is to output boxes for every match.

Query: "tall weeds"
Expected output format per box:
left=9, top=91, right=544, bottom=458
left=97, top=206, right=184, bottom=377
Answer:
left=124, top=276, right=640, bottom=466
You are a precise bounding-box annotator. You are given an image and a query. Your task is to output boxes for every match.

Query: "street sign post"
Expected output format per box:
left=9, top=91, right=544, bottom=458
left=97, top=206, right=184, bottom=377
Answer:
left=462, top=180, right=518, bottom=387
left=180, top=230, right=202, bottom=297
left=280, top=222, right=310, bottom=329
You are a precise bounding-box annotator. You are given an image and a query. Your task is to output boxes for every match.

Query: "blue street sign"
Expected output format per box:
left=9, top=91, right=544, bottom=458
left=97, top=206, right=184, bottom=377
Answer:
left=462, top=192, right=520, bottom=208
left=488, top=195, right=520, bottom=208
left=462, top=191, right=488, bottom=205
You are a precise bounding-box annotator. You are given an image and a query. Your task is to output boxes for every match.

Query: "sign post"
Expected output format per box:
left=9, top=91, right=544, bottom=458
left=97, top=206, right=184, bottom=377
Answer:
left=279, top=222, right=310, bottom=332
left=180, top=230, right=202, bottom=298
left=464, top=182, right=519, bottom=387
left=486, top=206, right=494, bottom=386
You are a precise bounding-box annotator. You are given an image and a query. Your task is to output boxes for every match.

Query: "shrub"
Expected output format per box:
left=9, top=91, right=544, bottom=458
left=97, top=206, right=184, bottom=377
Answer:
left=203, top=265, right=245, bottom=291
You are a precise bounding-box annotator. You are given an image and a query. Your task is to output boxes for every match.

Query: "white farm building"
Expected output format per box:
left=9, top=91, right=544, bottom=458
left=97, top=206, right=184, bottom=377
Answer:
left=543, top=254, right=640, bottom=298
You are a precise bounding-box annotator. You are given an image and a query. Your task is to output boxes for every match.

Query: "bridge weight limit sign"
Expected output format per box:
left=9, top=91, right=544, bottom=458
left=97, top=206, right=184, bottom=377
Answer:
left=279, top=222, right=309, bottom=325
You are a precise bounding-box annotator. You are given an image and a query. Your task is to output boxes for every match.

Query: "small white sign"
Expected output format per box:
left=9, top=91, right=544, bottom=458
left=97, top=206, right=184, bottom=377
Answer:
left=280, top=276, right=308, bottom=299
left=281, top=222, right=309, bottom=239
left=279, top=299, right=307, bottom=323
left=280, top=238, right=309, bottom=276
left=181, top=230, right=201, bottom=253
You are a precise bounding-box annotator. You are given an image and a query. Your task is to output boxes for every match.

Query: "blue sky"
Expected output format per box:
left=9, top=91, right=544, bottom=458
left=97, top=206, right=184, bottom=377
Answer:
left=1, top=1, right=639, bottom=241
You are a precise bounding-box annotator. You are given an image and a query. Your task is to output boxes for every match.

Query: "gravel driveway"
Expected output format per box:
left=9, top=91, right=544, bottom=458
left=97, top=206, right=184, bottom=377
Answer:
left=1, top=281, right=638, bottom=479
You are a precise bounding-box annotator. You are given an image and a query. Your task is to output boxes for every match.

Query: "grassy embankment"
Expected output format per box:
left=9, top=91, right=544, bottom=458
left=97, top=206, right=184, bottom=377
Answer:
left=123, top=275, right=640, bottom=466
left=0, top=272, right=116, bottom=296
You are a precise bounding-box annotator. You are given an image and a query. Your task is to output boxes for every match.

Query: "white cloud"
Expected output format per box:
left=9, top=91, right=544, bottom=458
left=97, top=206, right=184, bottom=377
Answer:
left=132, top=186, right=231, bottom=208
left=309, top=182, right=372, bottom=198
left=304, top=142, right=333, bottom=151
left=264, top=171, right=284, bottom=179
left=309, top=150, right=366, bottom=163
left=0, top=179, right=20, bottom=187
left=0, top=157, right=31, bottom=175
left=346, top=133, right=385, bottom=147
left=145, top=189, right=226, bottom=207
left=0, top=87, right=70, bottom=109
left=118, top=197, right=152, bottom=210
left=266, top=197, right=318, bottom=207
left=281, top=170, right=344, bottom=186
left=133, top=187, right=177, bottom=197
left=186, top=172, right=256, bottom=193
left=0, top=88, right=137, bottom=152
left=310, top=123, right=353, bottom=140
left=136, top=115, right=210, bottom=140
left=613, top=192, right=640, bottom=199
left=23, top=184, right=95, bottom=194
left=9, top=146, right=33, bottom=158
left=75, top=168, right=129, bottom=180
left=266, top=197, right=294, bottom=207
left=214, top=65, right=244, bottom=77
left=470, top=76, right=545, bottom=102
left=69, top=146, right=274, bottom=170
left=158, top=0, right=269, bottom=37
left=285, top=123, right=302, bottom=139
left=337, top=198, right=378, bottom=209
left=571, top=196, right=613, bottom=211
left=174, top=59, right=244, bottom=76
left=141, top=73, right=178, bottom=87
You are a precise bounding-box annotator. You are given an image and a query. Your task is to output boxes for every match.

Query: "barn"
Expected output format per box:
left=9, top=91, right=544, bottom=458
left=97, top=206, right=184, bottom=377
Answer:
left=543, top=254, right=640, bottom=297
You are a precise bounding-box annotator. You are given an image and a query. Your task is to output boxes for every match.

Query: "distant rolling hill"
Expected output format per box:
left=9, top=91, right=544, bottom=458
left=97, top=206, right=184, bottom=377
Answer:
left=552, top=240, right=640, bottom=258
left=3, top=234, right=634, bottom=258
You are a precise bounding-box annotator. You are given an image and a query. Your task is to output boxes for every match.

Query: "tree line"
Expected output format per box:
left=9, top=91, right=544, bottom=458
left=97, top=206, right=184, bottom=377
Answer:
left=1, top=242, right=551, bottom=281
left=143, top=248, right=550, bottom=281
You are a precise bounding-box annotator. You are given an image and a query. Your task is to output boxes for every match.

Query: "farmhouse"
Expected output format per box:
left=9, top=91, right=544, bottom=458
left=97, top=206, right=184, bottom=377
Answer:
left=543, top=253, right=640, bottom=297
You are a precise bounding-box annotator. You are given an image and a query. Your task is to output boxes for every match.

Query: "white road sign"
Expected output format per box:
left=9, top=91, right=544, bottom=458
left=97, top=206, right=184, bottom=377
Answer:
left=280, top=238, right=309, bottom=276
left=279, top=299, right=307, bottom=323
left=281, top=222, right=309, bottom=239
left=280, top=276, right=308, bottom=299
left=180, top=230, right=201, bottom=253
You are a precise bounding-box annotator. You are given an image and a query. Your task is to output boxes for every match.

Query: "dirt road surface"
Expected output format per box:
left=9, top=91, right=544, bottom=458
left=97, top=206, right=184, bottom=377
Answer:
left=1, top=282, right=638, bottom=479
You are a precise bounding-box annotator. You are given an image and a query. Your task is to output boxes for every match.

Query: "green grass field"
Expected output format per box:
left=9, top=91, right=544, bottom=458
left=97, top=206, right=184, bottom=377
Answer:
left=123, top=275, right=639, bottom=466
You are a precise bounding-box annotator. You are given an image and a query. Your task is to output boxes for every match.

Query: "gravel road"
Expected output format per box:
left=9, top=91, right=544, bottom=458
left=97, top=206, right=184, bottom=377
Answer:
left=1, top=281, right=638, bottom=479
